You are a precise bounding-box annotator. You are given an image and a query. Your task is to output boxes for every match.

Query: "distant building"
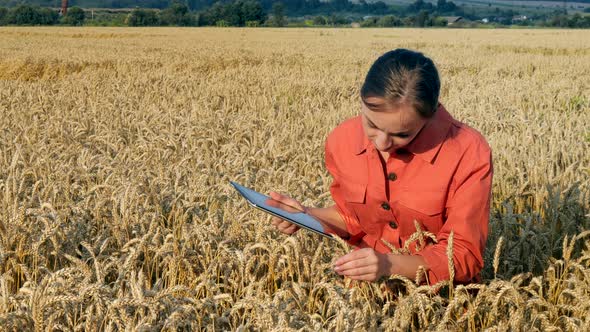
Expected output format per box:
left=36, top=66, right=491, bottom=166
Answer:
left=351, top=22, right=361, bottom=28
left=481, top=18, right=489, bottom=23
left=442, top=16, right=463, bottom=26
left=513, top=15, right=528, bottom=22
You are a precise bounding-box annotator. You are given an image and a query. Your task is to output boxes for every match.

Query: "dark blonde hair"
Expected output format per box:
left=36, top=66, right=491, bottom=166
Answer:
left=361, top=49, right=440, bottom=118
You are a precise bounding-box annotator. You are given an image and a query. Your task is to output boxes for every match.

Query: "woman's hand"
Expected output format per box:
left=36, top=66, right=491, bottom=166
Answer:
left=333, top=248, right=394, bottom=281
left=267, top=191, right=306, bottom=235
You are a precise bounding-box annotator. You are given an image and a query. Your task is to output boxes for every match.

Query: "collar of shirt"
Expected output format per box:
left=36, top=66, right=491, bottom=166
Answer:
left=353, top=104, right=453, bottom=164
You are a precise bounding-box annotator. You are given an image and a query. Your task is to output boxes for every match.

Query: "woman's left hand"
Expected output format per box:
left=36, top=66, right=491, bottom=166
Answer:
left=333, top=248, right=394, bottom=281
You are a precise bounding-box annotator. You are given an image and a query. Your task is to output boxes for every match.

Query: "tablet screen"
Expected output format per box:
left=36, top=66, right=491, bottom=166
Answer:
left=230, top=181, right=332, bottom=239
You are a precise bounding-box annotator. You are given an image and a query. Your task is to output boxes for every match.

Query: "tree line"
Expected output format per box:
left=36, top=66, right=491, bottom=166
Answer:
left=0, top=5, right=85, bottom=25
left=0, top=0, right=589, bottom=28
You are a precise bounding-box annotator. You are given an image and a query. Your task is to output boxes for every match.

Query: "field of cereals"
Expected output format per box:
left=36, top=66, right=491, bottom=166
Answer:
left=0, top=27, right=589, bottom=331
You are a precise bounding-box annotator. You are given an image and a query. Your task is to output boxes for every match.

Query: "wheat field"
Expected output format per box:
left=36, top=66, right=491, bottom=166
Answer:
left=0, top=27, right=589, bottom=331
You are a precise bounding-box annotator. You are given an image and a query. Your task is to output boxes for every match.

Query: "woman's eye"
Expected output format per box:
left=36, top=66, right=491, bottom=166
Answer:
left=391, top=133, right=409, bottom=138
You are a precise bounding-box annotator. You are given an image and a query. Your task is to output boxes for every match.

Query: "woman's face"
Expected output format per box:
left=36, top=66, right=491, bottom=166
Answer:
left=360, top=96, right=429, bottom=153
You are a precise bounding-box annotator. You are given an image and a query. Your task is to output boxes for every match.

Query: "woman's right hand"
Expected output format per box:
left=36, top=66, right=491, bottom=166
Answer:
left=267, top=191, right=305, bottom=235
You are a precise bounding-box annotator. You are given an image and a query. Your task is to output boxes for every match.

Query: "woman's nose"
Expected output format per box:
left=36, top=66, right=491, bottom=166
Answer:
left=375, top=132, right=392, bottom=150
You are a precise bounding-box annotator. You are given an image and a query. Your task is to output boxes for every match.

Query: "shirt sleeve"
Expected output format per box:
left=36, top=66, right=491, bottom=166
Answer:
left=324, top=140, right=365, bottom=244
left=416, top=140, right=493, bottom=284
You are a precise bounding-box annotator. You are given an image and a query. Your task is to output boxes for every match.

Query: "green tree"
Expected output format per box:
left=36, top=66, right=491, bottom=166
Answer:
left=567, top=13, right=589, bottom=28
left=436, top=0, right=457, bottom=13
left=198, top=1, right=226, bottom=26
left=240, top=0, right=265, bottom=25
left=236, top=0, right=265, bottom=26
left=549, top=14, right=568, bottom=27
left=0, top=7, right=8, bottom=25
left=160, top=2, right=194, bottom=26
left=271, top=2, right=285, bottom=27
left=9, top=5, right=42, bottom=25
left=432, top=16, right=447, bottom=26
left=127, top=8, right=159, bottom=26
left=197, top=0, right=265, bottom=27
left=377, top=15, right=401, bottom=27
left=62, top=7, right=86, bottom=26
left=360, top=16, right=378, bottom=27
left=312, top=15, right=326, bottom=25
left=38, top=7, right=58, bottom=25
left=224, top=2, right=241, bottom=25
left=327, top=14, right=348, bottom=25
left=414, top=10, right=430, bottom=26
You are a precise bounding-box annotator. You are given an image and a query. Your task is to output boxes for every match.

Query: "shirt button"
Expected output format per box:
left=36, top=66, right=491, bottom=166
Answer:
left=387, top=172, right=397, bottom=181
left=389, top=221, right=398, bottom=229
left=381, top=202, right=390, bottom=210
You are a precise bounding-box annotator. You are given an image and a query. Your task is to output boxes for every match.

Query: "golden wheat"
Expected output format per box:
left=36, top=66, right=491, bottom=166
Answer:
left=0, top=26, right=588, bottom=330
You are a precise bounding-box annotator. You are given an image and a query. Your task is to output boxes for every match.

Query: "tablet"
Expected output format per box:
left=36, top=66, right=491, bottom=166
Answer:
left=230, top=181, right=333, bottom=240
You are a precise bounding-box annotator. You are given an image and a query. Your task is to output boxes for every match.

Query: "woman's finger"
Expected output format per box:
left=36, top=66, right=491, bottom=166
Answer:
left=284, top=225, right=299, bottom=234
left=345, top=273, right=379, bottom=281
left=276, top=220, right=299, bottom=234
left=335, top=265, right=377, bottom=277
left=271, top=214, right=297, bottom=233
left=269, top=191, right=286, bottom=202
left=333, top=248, right=374, bottom=267
left=267, top=191, right=303, bottom=235
left=277, top=220, right=295, bottom=230
left=334, top=257, right=375, bottom=274
left=269, top=191, right=304, bottom=211
left=276, top=220, right=290, bottom=230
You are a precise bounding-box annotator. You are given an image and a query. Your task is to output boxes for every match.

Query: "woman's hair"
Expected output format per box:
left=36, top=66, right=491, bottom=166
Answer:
left=361, top=49, right=440, bottom=118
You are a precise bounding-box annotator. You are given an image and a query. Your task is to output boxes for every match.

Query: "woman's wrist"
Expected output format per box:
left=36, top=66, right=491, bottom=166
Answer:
left=383, top=253, right=428, bottom=281
left=306, top=206, right=349, bottom=239
left=384, top=253, right=399, bottom=277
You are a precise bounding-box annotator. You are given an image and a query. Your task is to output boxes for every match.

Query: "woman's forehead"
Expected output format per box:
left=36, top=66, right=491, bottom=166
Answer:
left=361, top=99, right=424, bottom=132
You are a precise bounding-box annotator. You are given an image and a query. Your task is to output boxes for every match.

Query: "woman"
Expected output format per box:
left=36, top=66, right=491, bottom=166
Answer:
left=270, top=49, right=493, bottom=285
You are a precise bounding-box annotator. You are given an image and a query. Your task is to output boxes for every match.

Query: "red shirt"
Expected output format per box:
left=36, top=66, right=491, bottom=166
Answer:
left=325, top=104, right=493, bottom=284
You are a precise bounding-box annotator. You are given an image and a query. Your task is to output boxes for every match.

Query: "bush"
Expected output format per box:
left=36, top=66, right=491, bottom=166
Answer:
left=327, top=14, right=349, bottom=25
left=432, top=16, right=448, bottom=26
left=245, top=20, right=260, bottom=27
left=360, top=16, right=378, bottom=27
left=62, top=7, right=86, bottom=26
left=377, top=15, right=401, bottom=27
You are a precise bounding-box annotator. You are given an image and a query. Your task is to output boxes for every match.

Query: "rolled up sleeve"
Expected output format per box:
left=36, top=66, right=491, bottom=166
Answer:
left=324, top=142, right=364, bottom=243
left=416, top=141, right=493, bottom=284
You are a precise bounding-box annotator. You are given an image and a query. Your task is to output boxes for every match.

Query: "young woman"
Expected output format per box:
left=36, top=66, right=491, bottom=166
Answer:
left=270, top=49, right=493, bottom=285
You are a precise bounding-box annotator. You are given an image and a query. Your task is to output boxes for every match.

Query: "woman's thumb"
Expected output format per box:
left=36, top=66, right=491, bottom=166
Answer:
left=269, top=191, right=284, bottom=201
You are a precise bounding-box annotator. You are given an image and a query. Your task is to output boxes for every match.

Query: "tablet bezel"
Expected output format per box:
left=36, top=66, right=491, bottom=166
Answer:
left=230, top=181, right=334, bottom=240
